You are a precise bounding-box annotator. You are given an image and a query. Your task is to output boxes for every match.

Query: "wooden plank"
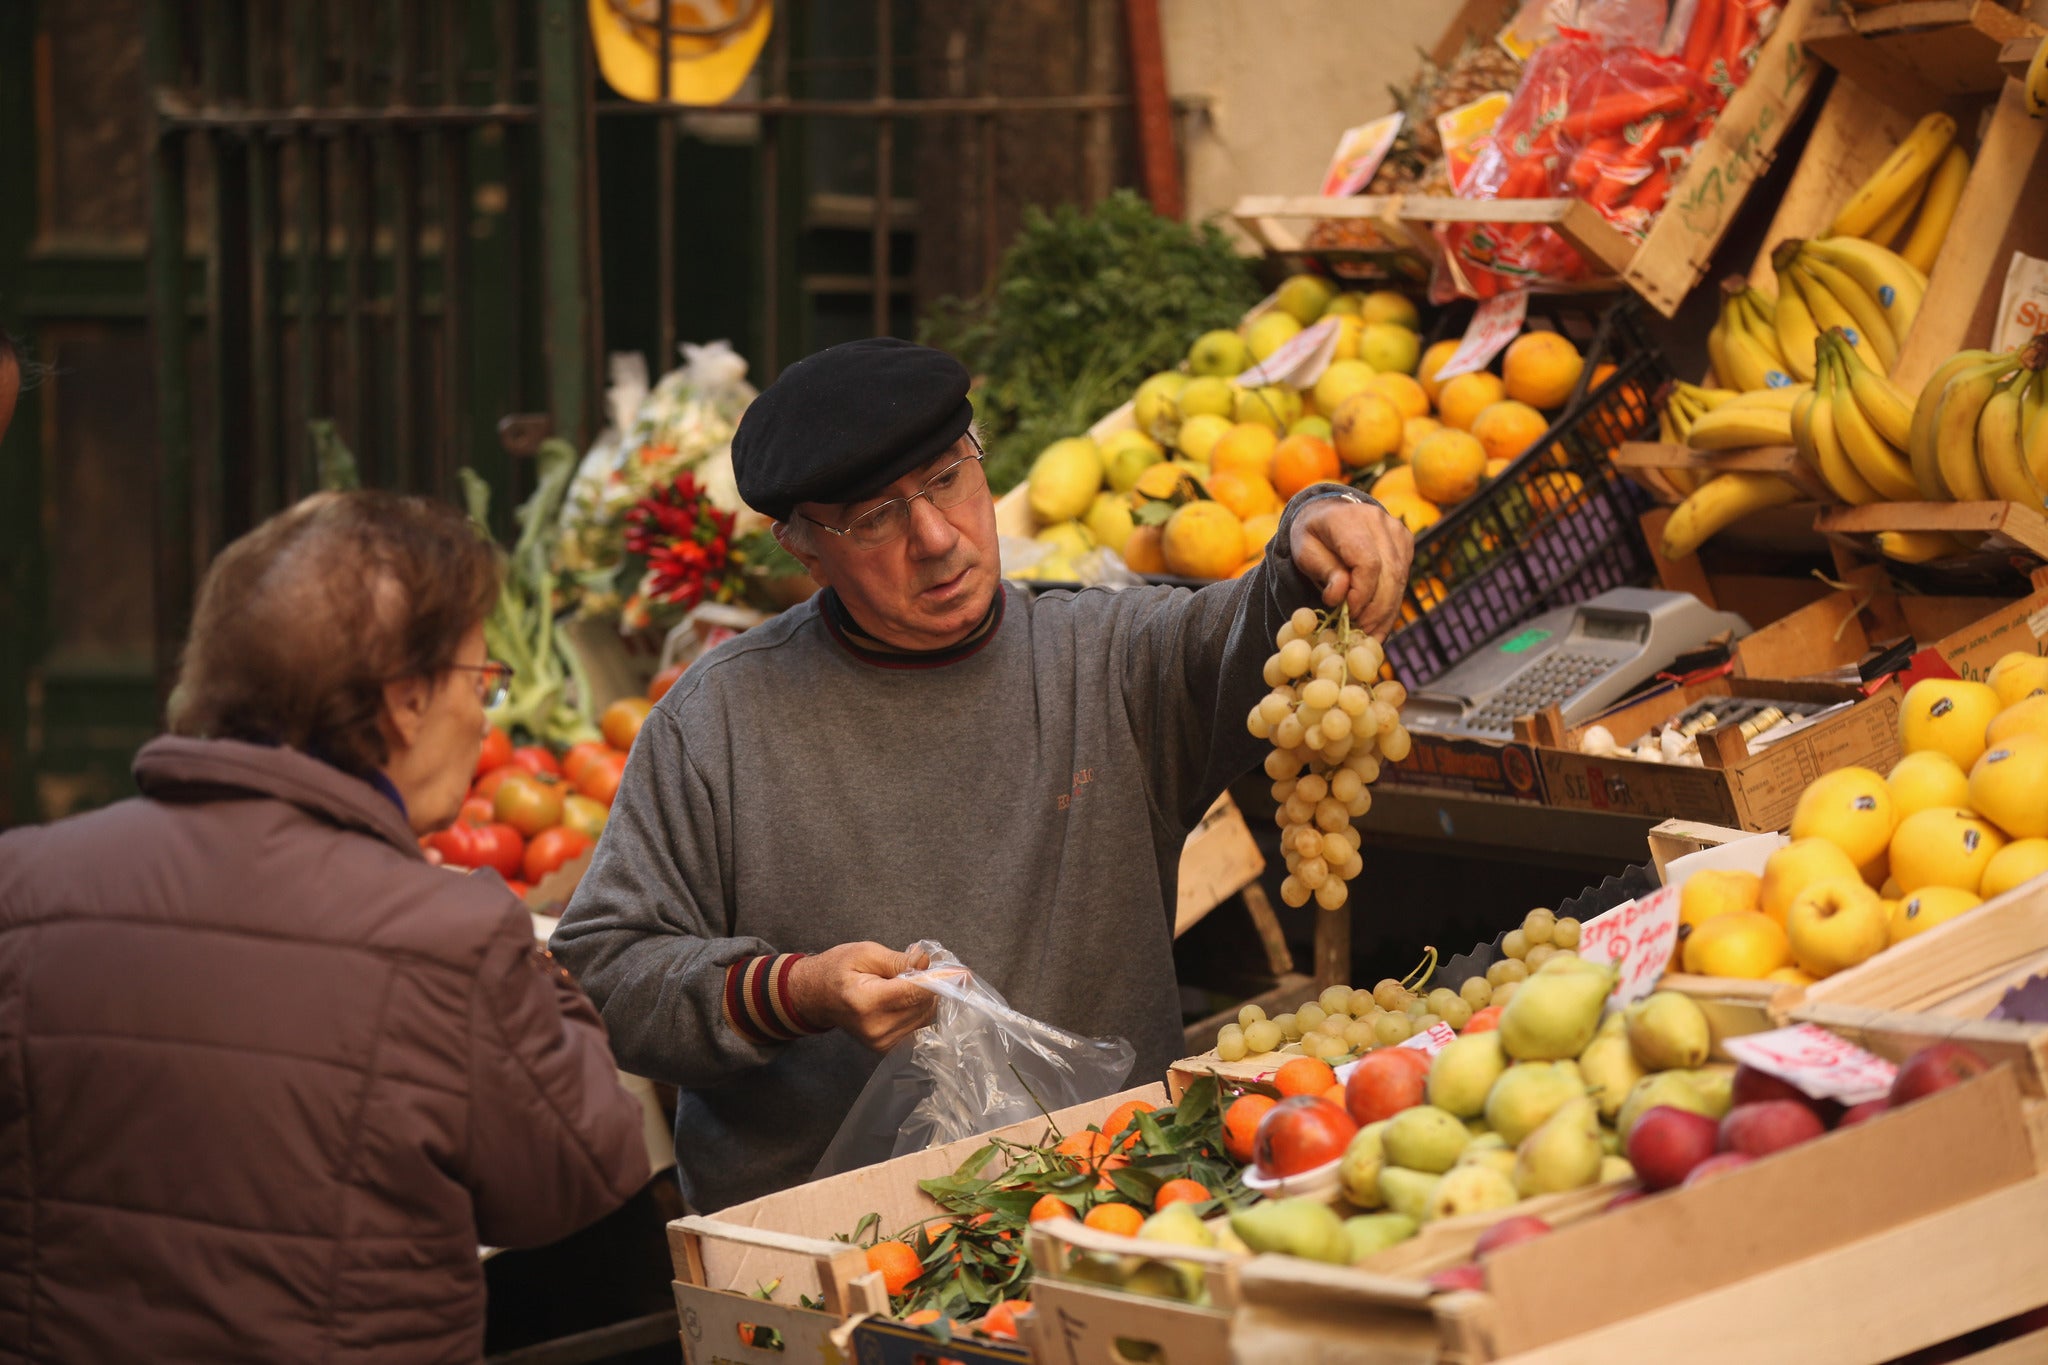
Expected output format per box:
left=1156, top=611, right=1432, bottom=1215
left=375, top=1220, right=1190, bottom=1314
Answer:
left=2001, top=35, right=2043, bottom=81
left=1814, top=501, right=2048, bottom=560
left=1612, top=441, right=1831, bottom=500
left=1892, top=79, right=2048, bottom=392
left=1492, top=1173, right=2048, bottom=1364
left=1176, top=792, right=1266, bottom=938
left=1803, top=0, right=2046, bottom=100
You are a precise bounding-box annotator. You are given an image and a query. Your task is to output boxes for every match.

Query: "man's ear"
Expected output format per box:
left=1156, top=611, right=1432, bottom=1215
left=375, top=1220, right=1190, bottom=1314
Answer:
left=380, top=674, right=433, bottom=752
left=772, top=519, right=829, bottom=586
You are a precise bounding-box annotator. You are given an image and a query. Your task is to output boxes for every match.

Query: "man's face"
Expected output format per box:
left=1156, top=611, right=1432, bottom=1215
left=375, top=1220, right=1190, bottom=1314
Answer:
left=779, top=437, right=1000, bottom=651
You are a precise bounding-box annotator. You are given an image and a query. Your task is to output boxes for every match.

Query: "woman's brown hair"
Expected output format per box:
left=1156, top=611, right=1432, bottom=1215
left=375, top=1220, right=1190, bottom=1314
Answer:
left=169, top=490, right=502, bottom=775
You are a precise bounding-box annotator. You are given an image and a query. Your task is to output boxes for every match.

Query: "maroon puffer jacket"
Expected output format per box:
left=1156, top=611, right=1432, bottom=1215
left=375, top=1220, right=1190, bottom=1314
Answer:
left=0, top=737, right=650, bottom=1362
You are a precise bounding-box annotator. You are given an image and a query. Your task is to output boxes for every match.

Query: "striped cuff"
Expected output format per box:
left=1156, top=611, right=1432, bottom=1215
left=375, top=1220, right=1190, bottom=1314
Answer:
left=722, top=953, right=825, bottom=1044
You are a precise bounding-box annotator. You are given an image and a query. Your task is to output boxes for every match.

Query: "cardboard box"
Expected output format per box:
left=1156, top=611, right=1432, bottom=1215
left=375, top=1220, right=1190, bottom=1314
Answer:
left=666, top=1084, right=1167, bottom=1365
left=1922, top=573, right=2048, bottom=683
left=1530, top=678, right=1902, bottom=831
left=1379, top=731, right=1546, bottom=803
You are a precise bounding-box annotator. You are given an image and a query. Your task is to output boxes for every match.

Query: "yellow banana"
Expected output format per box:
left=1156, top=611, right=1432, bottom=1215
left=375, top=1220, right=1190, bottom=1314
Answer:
left=1660, top=473, right=1801, bottom=559
left=1707, top=315, right=1734, bottom=392
left=1976, top=377, right=2044, bottom=507
left=1830, top=112, right=1957, bottom=239
left=1805, top=237, right=1927, bottom=333
left=1877, top=530, right=1976, bottom=562
left=1675, top=382, right=1740, bottom=409
left=1687, top=404, right=1796, bottom=451
left=1791, top=385, right=1820, bottom=472
left=1792, top=254, right=1899, bottom=373
left=1807, top=361, right=1882, bottom=504
left=2027, top=35, right=2048, bottom=118
left=1910, top=349, right=1999, bottom=498
left=1934, top=357, right=2020, bottom=502
left=1773, top=278, right=1820, bottom=383
left=1718, top=384, right=1811, bottom=413
left=1821, top=339, right=1920, bottom=501
left=1898, top=146, right=1970, bottom=275
left=1795, top=274, right=1888, bottom=378
left=1721, top=320, right=1791, bottom=393
left=2025, top=369, right=2048, bottom=488
left=1867, top=179, right=1923, bottom=248
left=1835, top=333, right=1917, bottom=449
left=1738, top=289, right=1790, bottom=367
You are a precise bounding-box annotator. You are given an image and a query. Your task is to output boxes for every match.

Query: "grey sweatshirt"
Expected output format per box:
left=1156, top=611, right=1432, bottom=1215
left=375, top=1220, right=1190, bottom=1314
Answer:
left=551, top=488, right=1361, bottom=1211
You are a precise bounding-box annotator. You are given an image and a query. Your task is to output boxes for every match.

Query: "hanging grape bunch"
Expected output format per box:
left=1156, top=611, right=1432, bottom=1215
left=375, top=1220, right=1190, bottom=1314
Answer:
left=1248, top=606, right=1412, bottom=911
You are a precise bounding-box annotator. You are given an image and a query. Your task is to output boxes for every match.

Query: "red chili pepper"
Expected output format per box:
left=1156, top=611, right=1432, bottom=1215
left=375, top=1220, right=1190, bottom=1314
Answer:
left=1680, top=0, right=1724, bottom=74
left=1558, top=87, right=1694, bottom=142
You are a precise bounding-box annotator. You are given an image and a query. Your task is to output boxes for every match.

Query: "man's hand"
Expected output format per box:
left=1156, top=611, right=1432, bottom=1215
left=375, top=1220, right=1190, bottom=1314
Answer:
left=788, top=942, right=937, bottom=1052
left=1289, top=497, right=1416, bottom=638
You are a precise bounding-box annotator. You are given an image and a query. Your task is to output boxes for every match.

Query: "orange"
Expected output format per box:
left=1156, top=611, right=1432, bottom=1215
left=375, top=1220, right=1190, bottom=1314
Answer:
left=1093, top=1152, right=1130, bottom=1190
left=1502, top=331, right=1585, bottom=410
left=1101, top=1099, right=1157, bottom=1151
left=1054, top=1129, right=1112, bottom=1172
left=903, top=1309, right=943, bottom=1326
left=1411, top=428, right=1487, bottom=504
left=1463, top=1003, right=1503, bottom=1033
left=1161, top=502, right=1247, bottom=579
left=1241, top=512, right=1280, bottom=559
left=1469, top=400, right=1549, bottom=465
left=1210, top=422, right=1280, bottom=480
left=1029, top=1193, right=1076, bottom=1223
left=1371, top=464, right=1418, bottom=501
left=1222, top=1093, right=1277, bottom=1164
left=1400, top=415, right=1441, bottom=461
left=1082, top=1203, right=1145, bottom=1237
left=1436, top=371, right=1507, bottom=431
left=980, top=1299, right=1033, bottom=1341
left=1330, top=392, right=1404, bottom=468
left=1153, top=1178, right=1212, bottom=1210
left=1362, top=371, right=1430, bottom=421
left=1272, top=1056, right=1339, bottom=1098
left=866, top=1240, right=924, bottom=1295
left=1418, top=338, right=1462, bottom=403
left=1682, top=909, right=1792, bottom=978
left=1208, top=468, right=1282, bottom=521
left=1270, top=433, right=1342, bottom=496
left=1322, top=1083, right=1347, bottom=1105
left=1376, top=492, right=1442, bottom=536
left=1121, top=525, right=1166, bottom=574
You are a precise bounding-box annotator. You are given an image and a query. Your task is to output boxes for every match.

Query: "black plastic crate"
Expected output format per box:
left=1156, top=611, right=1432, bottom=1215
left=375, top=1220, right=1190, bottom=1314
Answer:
left=1383, top=299, right=1668, bottom=686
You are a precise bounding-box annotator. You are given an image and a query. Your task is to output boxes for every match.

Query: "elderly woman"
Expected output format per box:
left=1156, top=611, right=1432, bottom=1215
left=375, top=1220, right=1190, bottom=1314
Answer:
left=0, top=489, right=648, bottom=1362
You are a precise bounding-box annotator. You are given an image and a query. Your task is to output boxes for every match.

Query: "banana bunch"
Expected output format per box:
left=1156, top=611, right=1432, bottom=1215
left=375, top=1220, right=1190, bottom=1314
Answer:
left=1660, top=472, right=1800, bottom=560
left=1707, top=279, right=1795, bottom=392
left=1767, top=237, right=1926, bottom=382
left=1791, top=330, right=1919, bottom=504
left=1683, top=382, right=1810, bottom=451
left=2026, top=36, right=2047, bottom=118
left=1828, top=112, right=1969, bottom=274
left=1907, top=335, right=2048, bottom=507
left=1658, top=382, right=1744, bottom=494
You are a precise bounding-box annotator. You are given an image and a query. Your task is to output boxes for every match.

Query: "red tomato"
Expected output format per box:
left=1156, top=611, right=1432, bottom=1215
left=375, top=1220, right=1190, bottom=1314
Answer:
left=503, top=878, right=532, bottom=899
left=647, top=662, right=687, bottom=703
left=524, top=826, right=592, bottom=883
left=576, top=752, right=628, bottom=807
left=459, top=796, right=495, bottom=826
left=560, top=793, right=609, bottom=841
left=467, top=821, right=526, bottom=880
left=422, top=825, right=476, bottom=867
left=510, top=745, right=562, bottom=778
left=1253, top=1096, right=1358, bottom=1177
left=601, top=698, right=652, bottom=752
left=493, top=771, right=565, bottom=838
left=476, top=726, right=513, bottom=779
left=561, top=741, right=615, bottom=786
left=473, top=764, right=527, bottom=805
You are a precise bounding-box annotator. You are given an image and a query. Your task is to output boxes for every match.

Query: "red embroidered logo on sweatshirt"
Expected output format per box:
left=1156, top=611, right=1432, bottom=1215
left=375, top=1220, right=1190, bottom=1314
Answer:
left=1056, top=768, right=1094, bottom=811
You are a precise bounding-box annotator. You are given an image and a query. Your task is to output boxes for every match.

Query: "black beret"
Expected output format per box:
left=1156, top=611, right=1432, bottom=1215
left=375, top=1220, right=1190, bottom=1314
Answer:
left=731, top=337, right=974, bottom=521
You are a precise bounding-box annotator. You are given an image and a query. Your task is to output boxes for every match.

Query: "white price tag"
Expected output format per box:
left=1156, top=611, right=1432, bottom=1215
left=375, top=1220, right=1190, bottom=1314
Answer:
left=1321, top=114, right=1406, bottom=197
left=1434, top=290, right=1529, bottom=381
left=1575, top=883, right=1681, bottom=1005
left=1994, top=250, right=2048, bottom=353
left=1399, top=1021, right=1459, bottom=1058
left=1722, top=1024, right=1898, bottom=1105
left=1236, top=316, right=1342, bottom=391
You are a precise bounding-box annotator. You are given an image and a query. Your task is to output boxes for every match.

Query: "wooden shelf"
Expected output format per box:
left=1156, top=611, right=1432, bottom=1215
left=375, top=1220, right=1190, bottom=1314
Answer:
left=2001, top=34, right=2043, bottom=82
left=1803, top=0, right=2047, bottom=104
left=1814, top=499, right=2048, bottom=560
left=1612, top=440, right=1832, bottom=503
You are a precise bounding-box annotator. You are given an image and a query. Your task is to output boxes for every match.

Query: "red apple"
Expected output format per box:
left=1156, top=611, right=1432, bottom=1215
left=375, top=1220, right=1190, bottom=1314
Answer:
left=1836, top=1099, right=1889, bottom=1128
left=1681, top=1152, right=1756, bottom=1188
left=1889, top=1042, right=1990, bottom=1108
left=1473, top=1215, right=1552, bottom=1260
left=1731, top=1064, right=1842, bottom=1125
left=1627, top=1105, right=1721, bottom=1190
left=1719, top=1100, right=1826, bottom=1158
left=1428, top=1263, right=1486, bottom=1293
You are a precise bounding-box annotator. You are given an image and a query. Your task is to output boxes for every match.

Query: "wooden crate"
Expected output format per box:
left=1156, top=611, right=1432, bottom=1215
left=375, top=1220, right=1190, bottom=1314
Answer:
left=1229, top=195, right=1444, bottom=284
left=1802, top=0, right=2047, bottom=104
left=1815, top=500, right=2048, bottom=563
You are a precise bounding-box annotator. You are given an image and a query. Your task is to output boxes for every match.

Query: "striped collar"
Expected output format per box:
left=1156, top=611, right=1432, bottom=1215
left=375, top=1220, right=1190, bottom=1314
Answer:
left=819, top=583, right=1006, bottom=670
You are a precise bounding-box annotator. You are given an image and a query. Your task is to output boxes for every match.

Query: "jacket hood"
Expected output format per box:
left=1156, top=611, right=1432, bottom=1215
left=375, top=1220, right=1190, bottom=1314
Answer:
left=132, top=735, right=423, bottom=858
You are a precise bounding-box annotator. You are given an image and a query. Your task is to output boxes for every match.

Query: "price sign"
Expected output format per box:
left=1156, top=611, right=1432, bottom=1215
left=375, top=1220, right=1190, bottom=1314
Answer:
left=1236, top=316, right=1342, bottom=390
left=1433, top=290, right=1528, bottom=381
left=1722, top=1025, right=1898, bottom=1104
left=1399, top=1021, right=1459, bottom=1058
left=1320, top=114, right=1405, bottom=197
left=1575, top=883, right=1681, bottom=1005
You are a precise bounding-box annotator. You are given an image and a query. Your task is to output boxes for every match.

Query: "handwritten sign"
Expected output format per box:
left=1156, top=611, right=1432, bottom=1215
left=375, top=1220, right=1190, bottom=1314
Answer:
left=1432, top=290, right=1528, bottom=381
left=1399, top=1021, right=1459, bottom=1058
left=1575, top=883, right=1681, bottom=1004
left=1723, top=1025, right=1898, bottom=1105
left=1320, top=114, right=1405, bottom=197
left=1236, top=316, right=1341, bottom=390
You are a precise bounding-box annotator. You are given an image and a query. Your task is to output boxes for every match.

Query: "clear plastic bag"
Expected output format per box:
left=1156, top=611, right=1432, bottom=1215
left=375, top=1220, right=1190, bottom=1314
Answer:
left=810, top=940, right=1137, bottom=1178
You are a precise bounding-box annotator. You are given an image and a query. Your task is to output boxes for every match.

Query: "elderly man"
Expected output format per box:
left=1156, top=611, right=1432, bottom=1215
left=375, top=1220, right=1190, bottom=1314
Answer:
left=552, top=337, right=1413, bottom=1211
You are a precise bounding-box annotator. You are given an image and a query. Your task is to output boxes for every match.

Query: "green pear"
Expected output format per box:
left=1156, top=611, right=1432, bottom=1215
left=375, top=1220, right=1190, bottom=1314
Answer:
left=1230, top=1197, right=1350, bottom=1264
left=1513, top=1095, right=1604, bottom=1197
left=1187, top=330, right=1252, bottom=378
left=1676, top=1065, right=1735, bottom=1118
left=1462, top=1131, right=1508, bottom=1155
left=1601, top=1126, right=1622, bottom=1156
left=1378, top=1168, right=1443, bottom=1225
left=1577, top=1032, right=1648, bottom=1122
left=1123, top=1258, right=1196, bottom=1302
left=1139, top=1202, right=1216, bottom=1250
left=1428, top=1164, right=1520, bottom=1221
left=1428, top=1031, right=1508, bottom=1118
left=1499, top=958, right=1616, bottom=1061
left=1615, top=1070, right=1716, bottom=1139
left=1382, top=1105, right=1470, bottom=1174
left=1064, top=1251, right=1127, bottom=1287
left=1458, top=1147, right=1518, bottom=1179
left=1624, top=991, right=1712, bottom=1070
left=1338, top=1120, right=1389, bottom=1209
left=1343, top=1212, right=1418, bottom=1262
left=1599, top=1155, right=1636, bottom=1183
left=1483, top=1060, right=1587, bottom=1146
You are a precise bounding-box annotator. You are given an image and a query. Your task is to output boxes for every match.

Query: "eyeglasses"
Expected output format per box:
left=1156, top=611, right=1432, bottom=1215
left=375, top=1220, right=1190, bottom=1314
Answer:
left=803, top=442, right=988, bottom=551
left=449, top=661, right=514, bottom=709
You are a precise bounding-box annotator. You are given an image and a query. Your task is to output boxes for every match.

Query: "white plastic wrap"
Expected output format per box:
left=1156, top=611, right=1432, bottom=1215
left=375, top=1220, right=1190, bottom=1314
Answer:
left=811, top=940, right=1136, bottom=1178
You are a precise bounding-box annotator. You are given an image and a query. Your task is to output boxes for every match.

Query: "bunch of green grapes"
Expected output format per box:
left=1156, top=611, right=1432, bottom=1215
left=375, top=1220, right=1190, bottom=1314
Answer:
left=1478, top=907, right=1584, bottom=1004
left=1215, top=951, right=1489, bottom=1063
left=1247, top=606, right=1412, bottom=912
